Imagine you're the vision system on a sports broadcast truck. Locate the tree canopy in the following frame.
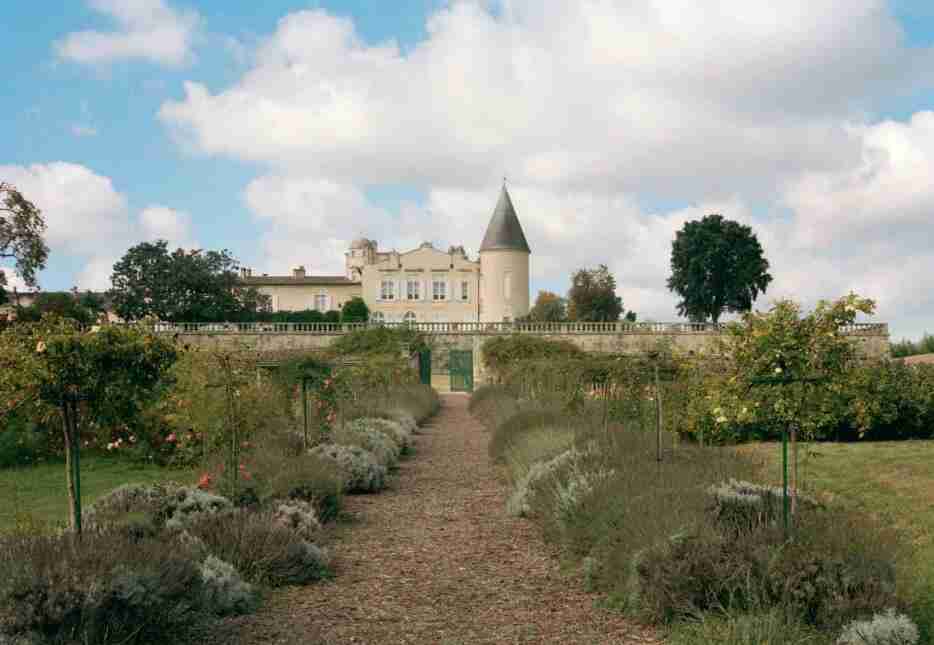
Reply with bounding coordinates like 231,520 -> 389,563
109,241 -> 269,322
567,264 -> 635,322
527,290 -> 567,322
14,291 -> 104,326
667,213 -> 773,324
1,182 -> 50,303
0,316 -> 178,533
341,296 -> 369,323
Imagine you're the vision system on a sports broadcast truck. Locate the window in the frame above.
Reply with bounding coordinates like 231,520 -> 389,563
432,279 -> 447,301
406,279 -> 420,300
461,281 -> 469,301
314,294 -> 328,312
371,311 -> 385,323
503,272 -> 512,301
380,280 -> 395,301
403,311 -> 417,324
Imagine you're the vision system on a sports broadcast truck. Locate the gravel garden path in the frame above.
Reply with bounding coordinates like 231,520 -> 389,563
220,394 -> 658,644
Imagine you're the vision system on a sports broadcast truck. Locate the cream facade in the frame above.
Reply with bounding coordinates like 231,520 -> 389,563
359,242 -> 481,323
241,186 -> 531,323
242,267 -> 362,314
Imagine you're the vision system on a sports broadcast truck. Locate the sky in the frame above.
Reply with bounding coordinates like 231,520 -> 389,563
2,0 -> 934,340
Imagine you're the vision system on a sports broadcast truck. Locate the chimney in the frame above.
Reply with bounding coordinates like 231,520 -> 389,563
292,266 -> 306,279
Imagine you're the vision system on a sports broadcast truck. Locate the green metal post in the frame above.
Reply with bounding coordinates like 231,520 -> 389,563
302,377 -> 309,450
655,362 -> 662,462
782,427 -> 789,538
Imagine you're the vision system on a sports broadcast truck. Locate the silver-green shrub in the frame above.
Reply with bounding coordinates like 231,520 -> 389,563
272,500 -> 321,539
338,420 -> 401,467
384,409 -> 419,435
553,462 -> 616,528
83,482 -> 180,531
707,478 -> 815,532
199,555 -> 258,616
355,417 -> 413,454
837,609 -> 920,645
309,443 -> 387,493
506,448 -> 581,517
163,487 -> 233,530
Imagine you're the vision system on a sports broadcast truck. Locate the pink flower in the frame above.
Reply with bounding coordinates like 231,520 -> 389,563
197,473 -> 212,490
166,433 -> 177,443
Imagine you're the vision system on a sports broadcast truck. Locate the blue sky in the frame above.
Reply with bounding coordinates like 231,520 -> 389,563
3,0 -> 934,339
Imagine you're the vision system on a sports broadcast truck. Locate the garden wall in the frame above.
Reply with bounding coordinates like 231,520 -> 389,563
170,324 -> 890,392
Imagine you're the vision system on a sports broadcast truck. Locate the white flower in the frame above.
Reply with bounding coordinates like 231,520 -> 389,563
35,341 -> 46,354
716,415 -> 728,424
774,367 -> 782,374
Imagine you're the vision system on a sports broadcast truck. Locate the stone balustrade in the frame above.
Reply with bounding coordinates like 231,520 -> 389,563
153,320 -> 889,336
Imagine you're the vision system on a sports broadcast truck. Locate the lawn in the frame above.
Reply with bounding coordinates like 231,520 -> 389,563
741,440 -> 934,553
0,455 -> 194,532
742,439 -> 934,634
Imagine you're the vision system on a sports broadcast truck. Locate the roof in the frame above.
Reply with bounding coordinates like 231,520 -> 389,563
241,275 -> 360,287
480,185 -> 531,253
903,353 -> 934,366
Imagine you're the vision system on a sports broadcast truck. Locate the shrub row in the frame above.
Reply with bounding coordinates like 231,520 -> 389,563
682,360 -> 934,444
475,387 -> 924,644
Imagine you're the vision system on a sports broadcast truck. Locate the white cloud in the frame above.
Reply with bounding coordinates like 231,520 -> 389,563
56,0 -> 200,67
149,2 -> 934,338
0,163 -> 197,292
160,2 -> 933,194
139,204 -> 196,248
0,162 -> 131,254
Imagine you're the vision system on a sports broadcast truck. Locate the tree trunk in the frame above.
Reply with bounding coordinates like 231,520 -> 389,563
61,400 -> 82,536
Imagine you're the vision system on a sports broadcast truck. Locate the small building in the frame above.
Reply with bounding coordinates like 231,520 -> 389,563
242,185 -> 532,323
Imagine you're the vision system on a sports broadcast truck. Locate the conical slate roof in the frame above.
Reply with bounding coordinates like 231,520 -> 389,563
480,186 -> 531,253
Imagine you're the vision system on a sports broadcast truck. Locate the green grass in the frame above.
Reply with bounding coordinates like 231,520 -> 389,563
0,455 -> 194,532
742,440 -> 934,639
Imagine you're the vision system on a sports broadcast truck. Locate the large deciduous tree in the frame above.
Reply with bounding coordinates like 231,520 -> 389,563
109,241 -> 269,322
667,214 -> 773,324
527,290 -> 567,322
0,316 -> 177,534
567,265 -> 635,322
1,182 -> 50,304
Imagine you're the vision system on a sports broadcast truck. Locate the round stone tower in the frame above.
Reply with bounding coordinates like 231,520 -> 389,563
479,186 -> 531,322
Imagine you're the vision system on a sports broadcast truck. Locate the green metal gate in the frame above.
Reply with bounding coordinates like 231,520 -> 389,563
449,350 -> 474,392
418,349 -> 432,386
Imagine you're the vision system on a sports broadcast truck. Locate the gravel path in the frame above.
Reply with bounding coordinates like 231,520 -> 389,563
222,394 -> 658,644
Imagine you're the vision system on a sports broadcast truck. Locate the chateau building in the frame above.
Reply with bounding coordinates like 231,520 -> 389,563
241,186 -> 531,323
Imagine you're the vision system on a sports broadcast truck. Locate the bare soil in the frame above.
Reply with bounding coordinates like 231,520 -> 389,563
216,394 -> 658,644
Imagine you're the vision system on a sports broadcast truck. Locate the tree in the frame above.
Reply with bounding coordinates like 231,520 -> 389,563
714,293 -> 875,516
1,182 -> 50,303
0,316 -> 177,534
15,292 -> 99,326
527,290 -> 567,322
567,265 -> 635,322
109,241 -> 269,322
341,296 -> 369,323
667,213 -> 773,324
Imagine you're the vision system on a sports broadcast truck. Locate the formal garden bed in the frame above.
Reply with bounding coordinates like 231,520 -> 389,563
0,321 -> 439,645
473,294 -> 934,645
